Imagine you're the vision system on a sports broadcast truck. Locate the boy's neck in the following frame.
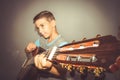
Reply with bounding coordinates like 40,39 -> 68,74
48,32 -> 59,43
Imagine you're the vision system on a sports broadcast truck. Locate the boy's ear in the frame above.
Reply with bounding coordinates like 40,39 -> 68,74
51,20 -> 56,27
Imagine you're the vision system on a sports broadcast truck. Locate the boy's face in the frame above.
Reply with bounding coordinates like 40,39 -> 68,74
34,17 -> 55,39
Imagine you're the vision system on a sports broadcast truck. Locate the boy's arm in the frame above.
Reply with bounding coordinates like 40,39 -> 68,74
34,53 -> 67,77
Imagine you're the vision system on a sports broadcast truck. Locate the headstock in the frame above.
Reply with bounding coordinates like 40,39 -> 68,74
47,35 -> 120,77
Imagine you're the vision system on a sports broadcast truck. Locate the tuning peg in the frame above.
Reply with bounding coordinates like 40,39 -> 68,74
67,64 -> 72,71
82,38 -> 87,41
93,67 -> 104,77
96,34 -> 101,38
79,66 -> 86,74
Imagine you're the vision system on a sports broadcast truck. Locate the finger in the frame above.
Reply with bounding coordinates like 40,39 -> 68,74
34,54 -> 48,70
41,57 -> 47,67
34,55 -> 42,69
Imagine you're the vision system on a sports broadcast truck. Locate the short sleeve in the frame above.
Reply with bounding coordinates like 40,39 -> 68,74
34,39 -> 40,47
58,41 -> 68,47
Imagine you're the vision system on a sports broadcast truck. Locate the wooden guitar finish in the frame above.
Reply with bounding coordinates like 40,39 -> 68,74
47,35 -> 120,77
17,35 -> 120,80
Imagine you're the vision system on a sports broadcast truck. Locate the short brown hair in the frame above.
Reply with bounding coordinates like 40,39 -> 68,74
33,10 -> 55,23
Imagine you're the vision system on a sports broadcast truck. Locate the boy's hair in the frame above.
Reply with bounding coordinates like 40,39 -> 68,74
33,10 -> 55,23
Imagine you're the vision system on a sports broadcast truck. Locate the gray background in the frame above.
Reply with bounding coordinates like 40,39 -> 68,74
0,0 -> 120,80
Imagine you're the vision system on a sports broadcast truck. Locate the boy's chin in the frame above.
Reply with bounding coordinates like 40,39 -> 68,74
44,36 -> 50,39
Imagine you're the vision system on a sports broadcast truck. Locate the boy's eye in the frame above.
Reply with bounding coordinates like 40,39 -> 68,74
40,24 -> 44,27
35,27 -> 39,31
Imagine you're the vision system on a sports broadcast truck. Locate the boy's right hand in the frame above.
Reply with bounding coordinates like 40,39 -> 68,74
25,42 -> 37,53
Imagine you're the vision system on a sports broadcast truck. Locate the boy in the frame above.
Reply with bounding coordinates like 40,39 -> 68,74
25,10 -> 68,80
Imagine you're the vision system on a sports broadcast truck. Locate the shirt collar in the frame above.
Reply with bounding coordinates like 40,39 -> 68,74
46,35 -> 61,47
